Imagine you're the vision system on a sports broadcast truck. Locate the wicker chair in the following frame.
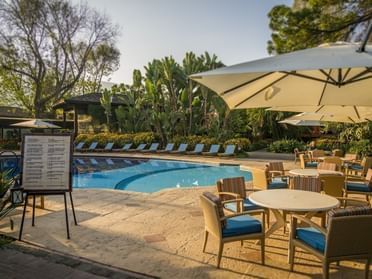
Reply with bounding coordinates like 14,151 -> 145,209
345,168 -> 372,202
323,157 -> 342,171
294,148 -> 306,164
317,162 -> 338,171
250,168 -> 288,190
200,192 -> 265,268
266,161 -> 289,180
299,154 -> 318,169
292,176 -> 322,192
309,150 -> 326,162
346,157 -> 372,176
289,207 -> 372,279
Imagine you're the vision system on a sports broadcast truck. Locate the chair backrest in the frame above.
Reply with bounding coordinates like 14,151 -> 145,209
317,162 -> 337,171
165,143 -> 174,151
75,142 -> 84,149
136,143 -> 146,150
366,169 -> 372,183
149,143 -> 159,150
209,144 -> 220,153
251,168 -> 269,190
122,143 -> 132,150
178,143 -> 188,152
224,145 -> 236,154
332,149 -> 343,157
361,157 -> 372,174
311,149 -> 325,158
344,153 -> 357,161
200,193 -> 223,238
299,154 -> 309,169
267,162 -> 285,174
326,207 -> 372,258
193,144 -> 204,152
321,175 -> 345,197
323,157 -> 342,171
217,176 -> 247,200
105,142 -> 114,150
89,142 -> 98,150
292,176 -> 322,192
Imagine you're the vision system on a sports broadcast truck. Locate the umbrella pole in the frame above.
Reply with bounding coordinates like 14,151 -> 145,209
357,23 -> 372,53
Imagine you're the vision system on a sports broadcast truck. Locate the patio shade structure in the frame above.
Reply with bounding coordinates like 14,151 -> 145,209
190,42 -> 372,109
278,119 -> 324,126
11,119 -> 61,129
268,105 -> 372,121
282,112 -> 368,124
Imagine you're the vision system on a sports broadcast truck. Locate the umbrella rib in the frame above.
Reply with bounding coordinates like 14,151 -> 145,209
344,68 -> 372,84
319,69 -> 338,85
341,68 -> 351,83
344,74 -> 372,85
221,72 -> 273,96
280,71 -> 332,84
317,69 -> 332,106
353,106 -> 361,119
233,73 -> 289,108
315,105 -> 324,113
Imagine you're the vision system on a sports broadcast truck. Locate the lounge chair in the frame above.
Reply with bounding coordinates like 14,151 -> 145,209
81,142 -> 98,152
74,142 -> 85,151
96,142 -> 114,152
170,143 -> 188,154
202,144 -> 220,156
289,207 -> 372,279
113,143 -> 133,152
141,143 -> 159,153
128,143 -> 146,152
186,144 -> 204,155
157,143 -> 175,153
217,145 -> 236,157
200,192 -> 265,268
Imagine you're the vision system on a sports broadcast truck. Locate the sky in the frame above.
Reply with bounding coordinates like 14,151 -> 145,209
75,0 -> 292,84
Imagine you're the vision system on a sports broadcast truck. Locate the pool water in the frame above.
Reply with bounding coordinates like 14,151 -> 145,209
73,157 -> 252,193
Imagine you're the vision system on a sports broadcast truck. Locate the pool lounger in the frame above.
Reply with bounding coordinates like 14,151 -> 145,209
90,158 -> 99,165
75,142 -> 85,151
186,144 -> 204,155
170,143 -> 188,154
128,143 -> 147,152
141,143 -> 160,153
157,143 -> 175,153
202,144 -> 221,156
106,158 -> 115,165
218,144 -> 236,157
96,142 -> 114,152
80,142 -> 98,152
113,143 -> 133,152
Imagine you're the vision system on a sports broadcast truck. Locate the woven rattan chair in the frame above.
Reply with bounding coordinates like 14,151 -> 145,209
200,192 -> 265,268
292,176 -> 322,192
266,162 -> 290,181
289,207 -> 372,279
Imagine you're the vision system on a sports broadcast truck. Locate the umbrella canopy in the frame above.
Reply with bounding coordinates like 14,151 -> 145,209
284,112 -> 368,124
268,105 -> 372,120
11,119 -> 61,129
190,42 -> 372,109
278,119 -> 324,126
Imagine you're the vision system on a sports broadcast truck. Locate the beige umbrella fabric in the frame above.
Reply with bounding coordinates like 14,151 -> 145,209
284,112 -> 368,124
190,42 -> 372,109
278,119 -> 324,126
11,119 -> 61,129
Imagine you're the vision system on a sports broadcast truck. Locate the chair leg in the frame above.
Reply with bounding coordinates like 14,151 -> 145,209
241,240 -> 244,247
289,243 -> 295,271
261,236 -> 265,265
365,258 -> 370,279
323,261 -> 329,279
266,209 -> 270,228
202,231 -> 209,252
283,211 -> 287,234
217,242 -> 224,268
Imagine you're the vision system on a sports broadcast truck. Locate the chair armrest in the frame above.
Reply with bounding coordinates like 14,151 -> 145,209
269,170 -> 283,175
345,175 -> 365,181
220,209 -> 265,221
336,197 -> 370,207
291,214 -> 327,235
221,198 -> 243,205
217,192 -> 241,199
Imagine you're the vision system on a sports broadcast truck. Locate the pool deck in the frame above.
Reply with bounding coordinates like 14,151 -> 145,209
0,153 -> 369,278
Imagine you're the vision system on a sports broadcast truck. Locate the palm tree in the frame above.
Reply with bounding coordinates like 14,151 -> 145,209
100,89 -> 112,131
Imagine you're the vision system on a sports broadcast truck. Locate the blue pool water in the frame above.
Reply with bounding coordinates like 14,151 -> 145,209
73,157 -> 252,193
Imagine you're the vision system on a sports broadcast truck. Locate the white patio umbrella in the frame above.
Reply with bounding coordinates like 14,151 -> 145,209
11,119 -> 61,129
283,112 -> 368,124
278,119 -> 324,126
190,42 -> 372,109
268,105 -> 372,120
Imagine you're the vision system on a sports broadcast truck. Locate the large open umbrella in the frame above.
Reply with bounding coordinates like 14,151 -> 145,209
268,105 -> 372,121
190,42 -> 372,109
283,112 -> 368,124
11,119 -> 61,129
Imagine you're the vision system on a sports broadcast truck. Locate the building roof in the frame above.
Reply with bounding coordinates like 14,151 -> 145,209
0,106 -> 31,118
53,93 -> 126,110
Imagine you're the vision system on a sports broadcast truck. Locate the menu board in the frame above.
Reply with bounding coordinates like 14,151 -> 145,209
21,134 -> 72,192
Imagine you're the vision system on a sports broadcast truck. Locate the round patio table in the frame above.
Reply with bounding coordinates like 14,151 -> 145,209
249,189 -> 339,239
288,168 -> 344,177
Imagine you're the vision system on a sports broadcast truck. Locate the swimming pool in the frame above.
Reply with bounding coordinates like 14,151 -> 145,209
73,157 -> 252,193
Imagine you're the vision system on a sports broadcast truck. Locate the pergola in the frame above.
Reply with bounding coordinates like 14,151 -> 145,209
53,93 -> 125,137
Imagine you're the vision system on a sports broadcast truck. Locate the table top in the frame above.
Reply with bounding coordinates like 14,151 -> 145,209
288,168 -> 344,177
249,189 -> 340,211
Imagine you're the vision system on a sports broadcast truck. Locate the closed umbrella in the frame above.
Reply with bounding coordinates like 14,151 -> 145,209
11,119 -> 61,129
190,42 -> 372,109
283,112 -> 368,124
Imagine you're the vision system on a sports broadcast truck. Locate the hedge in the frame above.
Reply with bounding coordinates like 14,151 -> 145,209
268,139 -> 306,153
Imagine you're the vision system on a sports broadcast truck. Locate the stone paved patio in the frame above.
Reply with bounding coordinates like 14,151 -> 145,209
0,154 -> 370,278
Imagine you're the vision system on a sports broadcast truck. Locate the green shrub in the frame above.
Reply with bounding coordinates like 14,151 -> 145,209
268,139 -> 305,153
348,140 -> 372,156
224,138 -> 250,152
247,140 -> 269,151
314,138 -> 341,151
132,132 -> 159,146
0,140 -> 19,150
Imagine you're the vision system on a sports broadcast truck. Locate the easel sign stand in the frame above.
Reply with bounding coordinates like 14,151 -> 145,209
18,134 -> 78,240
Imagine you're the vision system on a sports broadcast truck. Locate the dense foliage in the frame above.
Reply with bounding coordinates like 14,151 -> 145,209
268,139 -> 306,153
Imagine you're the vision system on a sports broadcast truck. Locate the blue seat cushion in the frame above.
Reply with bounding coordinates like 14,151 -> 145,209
350,165 -> 363,171
224,198 -> 261,212
346,182 -> 372,193
222,215 -> 262,237
305,162 -> 318,168
268,180 -> 288,189
296,227 -> 325,253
